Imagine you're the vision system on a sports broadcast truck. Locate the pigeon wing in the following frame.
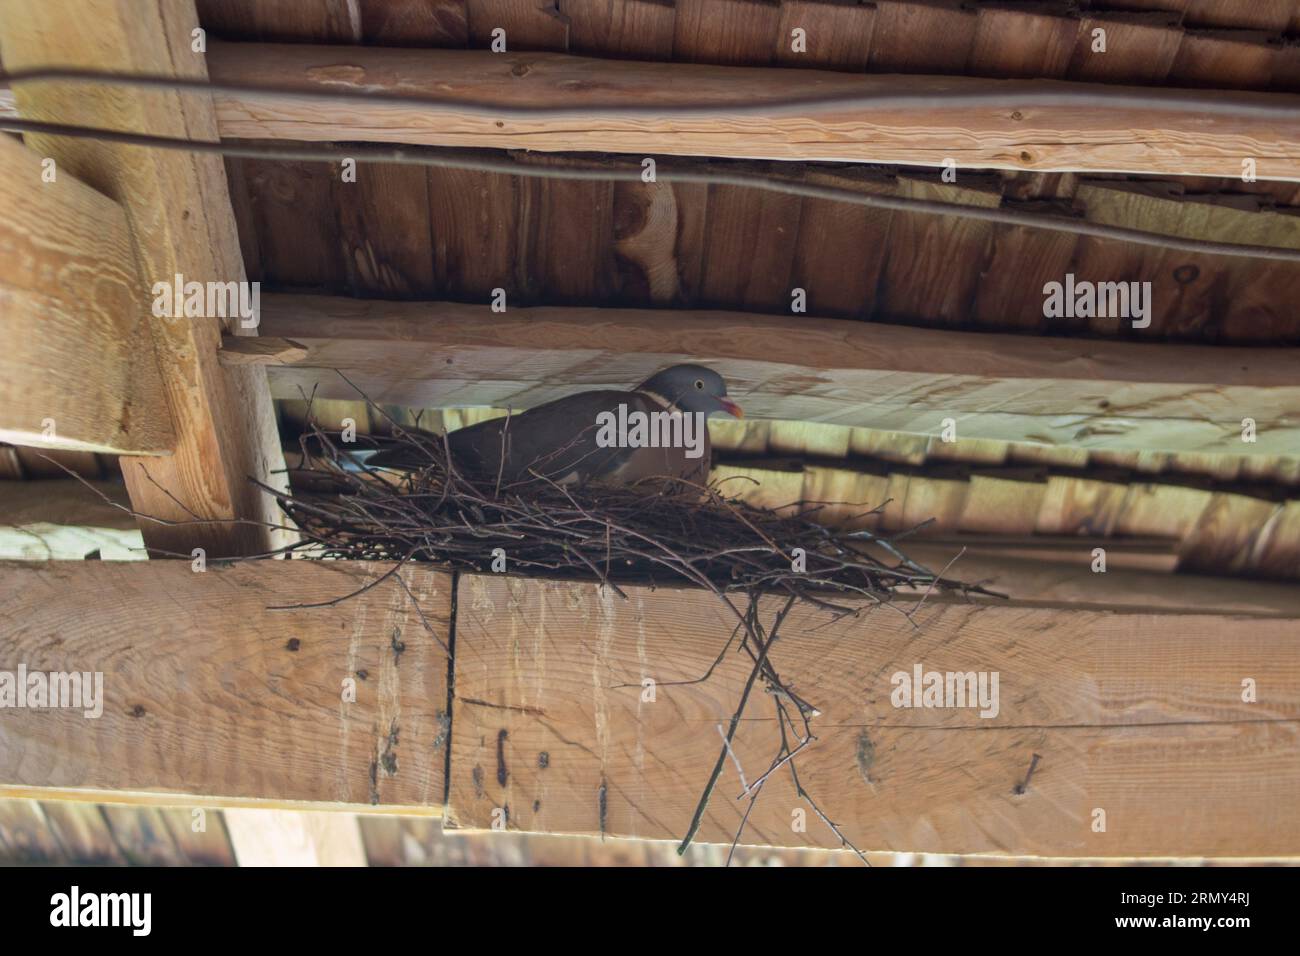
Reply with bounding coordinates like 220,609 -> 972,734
366,390 -> 644,484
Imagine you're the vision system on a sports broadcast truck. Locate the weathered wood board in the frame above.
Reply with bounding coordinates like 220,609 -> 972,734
206,41 -> 1300,180
258,295 -> 1300,457
0,561 -> 451,811
447,574 -> 1300,856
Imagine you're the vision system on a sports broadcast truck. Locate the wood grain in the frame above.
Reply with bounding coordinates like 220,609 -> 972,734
560,0 -> 676,60
0,0 -> 292,559
466,0 -> 570,51
1073,180 -> 1300,343
39,802 -> 127,864
225,146 -> 1300,342
0,561 -> 451,810
447,574 -> 1300,856
897,544 -> 1300,616
219,336 -> 310,366
0,135 -> 174,455
258,294 -> 1300,457
206,40 -> 1300,179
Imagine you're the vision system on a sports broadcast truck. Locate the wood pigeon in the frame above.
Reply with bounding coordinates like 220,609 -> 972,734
364,364 -> 743,490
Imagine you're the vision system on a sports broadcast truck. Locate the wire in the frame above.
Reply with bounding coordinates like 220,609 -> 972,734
5,65 -> 1300,119
7,116 -> 1300,262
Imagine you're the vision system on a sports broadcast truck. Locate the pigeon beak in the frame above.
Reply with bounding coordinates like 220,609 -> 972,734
719,397 -> 744,419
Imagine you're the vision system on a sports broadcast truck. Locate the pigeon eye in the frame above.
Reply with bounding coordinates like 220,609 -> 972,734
694,379 -> 705,390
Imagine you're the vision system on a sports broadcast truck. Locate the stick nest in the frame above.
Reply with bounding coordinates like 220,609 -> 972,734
270,424 -> 987,614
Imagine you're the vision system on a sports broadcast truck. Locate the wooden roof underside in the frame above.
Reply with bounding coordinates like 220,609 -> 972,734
205,0 -> 1300,343
6,0 -> 1300,579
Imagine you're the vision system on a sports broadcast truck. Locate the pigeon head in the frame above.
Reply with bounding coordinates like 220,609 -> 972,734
638,364 -> 743,419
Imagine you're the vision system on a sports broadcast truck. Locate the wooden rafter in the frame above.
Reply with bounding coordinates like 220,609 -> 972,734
0,134 -> 174,455
247,294 -> 1300,457
0,560 -> 451,811
449,574 -> 1300,857
0,0 -> 291,558
3,561 -> 1296,857
202,41 -> 1300,180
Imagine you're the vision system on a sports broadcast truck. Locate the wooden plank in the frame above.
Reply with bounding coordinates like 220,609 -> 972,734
972,201 -> 1079,333
968,3 -> 1079,79
13,448 -> 101,480
868,0 -> 977,73
0,799 -> 67,863
513,154 -> 619,303
610,175 -> 694,305
332,161 -> 436,298
0,561 -> 451,810
0,479 -> 143,561
357,812 -> 880,864
219,336 -> 310,366
898,544 -> 1300,616
96,803 -> 239,865
359,0 -> 470,45
225,156 -> 347,291
157,806 -> 238,864
224,808 -> 368,866
672,0 -> 780,65
195,0 -> 363,42
258,294 -> 1300,457
959,475 -> 1046,534
98,805 -> 189,865
774,0 -> 876,70
1068,13 -> 1183,84
1069,181 -> 1300,342
228,154 -> 1300,344
1179,491 -> 1281,573
1170,29 -> 1279,89
0,135 -> 174,455
465,0 -> 570,51
696,171 -> 803,310
894,474 -> 969,532
560,0 -> 675,60
205,41 -> 1300,179
789,167 -> 893,320
428,166 -> 521,305
39,802 -> 127,864
447,575 -> 1300,856
917,533 -> 1179,573
1034,476 -> 1132,536
876,176 -> 1002,326
1184,0 -> 1295,31
0,446 -> 23,480
0,0 -> 292,559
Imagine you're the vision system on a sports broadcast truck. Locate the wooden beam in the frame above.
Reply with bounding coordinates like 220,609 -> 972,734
204,41 -> 1300,180
0,0 -> 292,559
0,479 -> 143,561
218,335 -> 308,366
0,135 -> 174,455
224,809 -> 368,866
5,560 -> 1298,855
448,574 -> 1300,857
0,561 -> 451,811
257,294 -> 1300,457
895,545 -> 1300,617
